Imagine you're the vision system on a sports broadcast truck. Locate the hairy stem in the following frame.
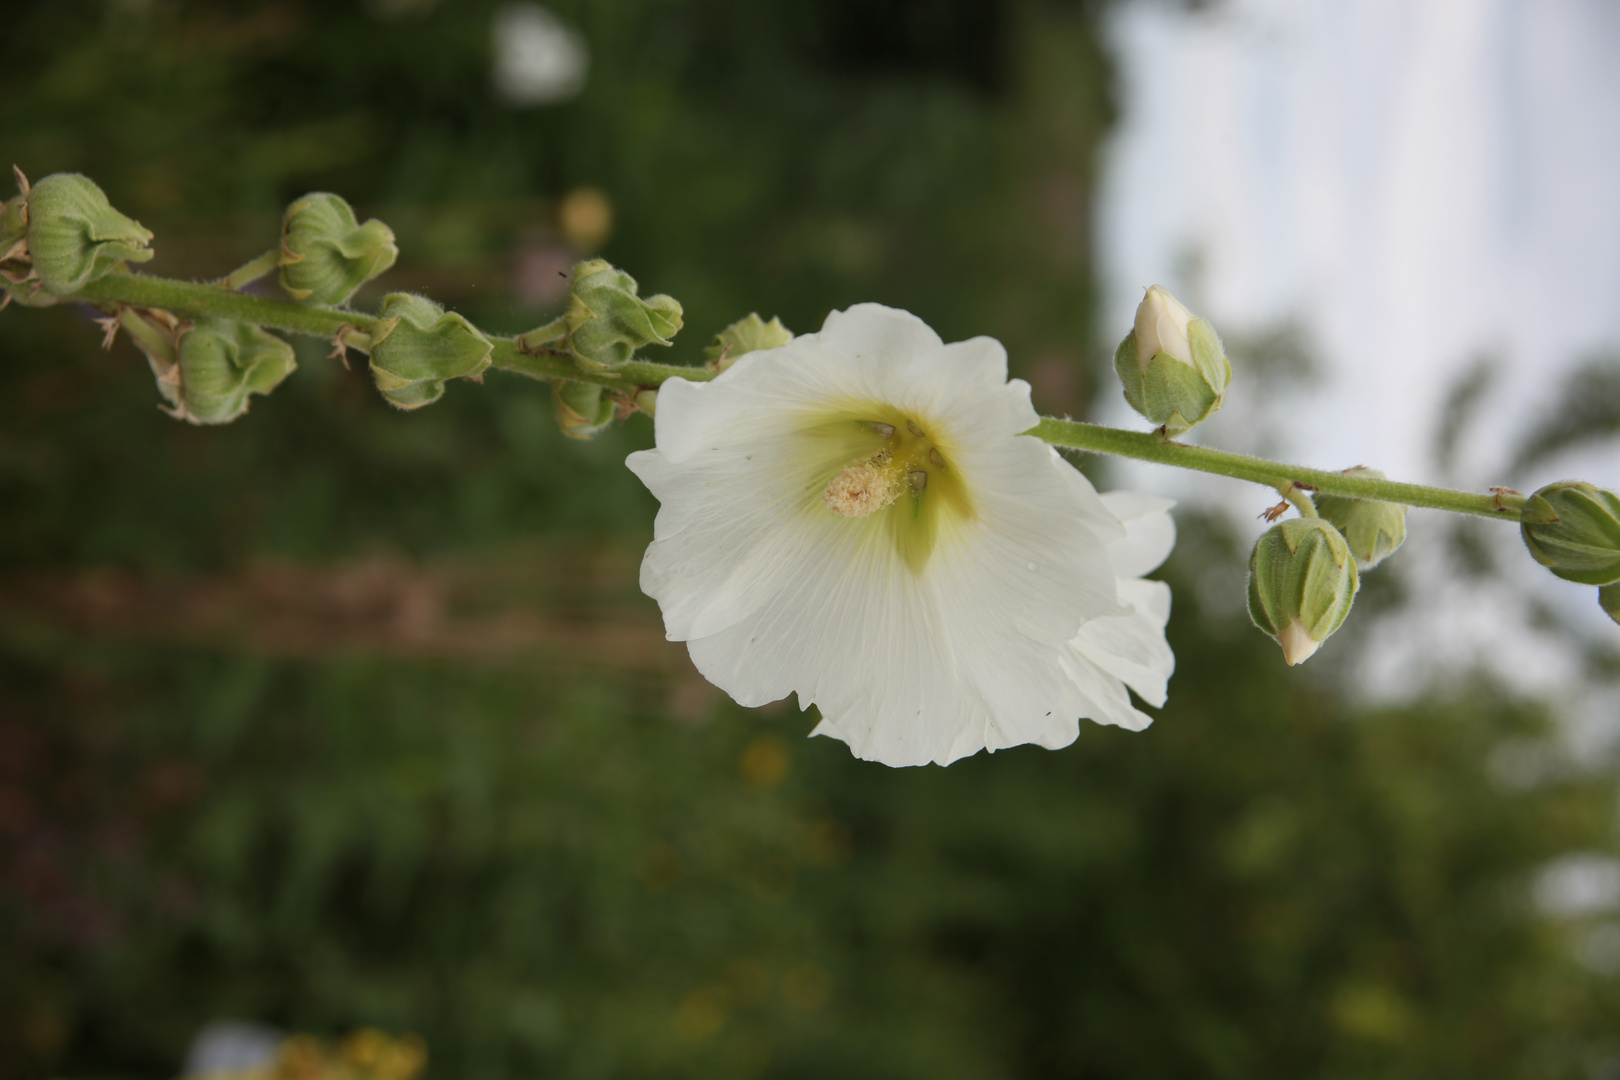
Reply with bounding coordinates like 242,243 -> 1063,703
63,270 -> 1528,520
1032,418 -> 1524,520
1278,483 -> 1319,519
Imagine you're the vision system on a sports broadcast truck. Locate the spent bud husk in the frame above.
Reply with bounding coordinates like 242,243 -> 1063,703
369,293 -> 493,410
564,259 -> 682,371
25,173 -> 154,294
279,193 -> 398,306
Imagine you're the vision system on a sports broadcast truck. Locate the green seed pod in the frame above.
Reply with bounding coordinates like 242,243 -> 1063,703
25,173 -> 154,294
1247,517 -> 1360,666
1314,468 -> 1409,571
279,193 -> 398,306
368,293 -> 493,410
704,313 -> 793,369
553,380 -> 617,441
1519,481 -> 1620,586
564,258 -> 683,371
164,318 -> 297,425
1114,285 -> 1231,436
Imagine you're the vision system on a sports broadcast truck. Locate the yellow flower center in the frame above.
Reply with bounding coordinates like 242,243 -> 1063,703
813,415 -> 974,573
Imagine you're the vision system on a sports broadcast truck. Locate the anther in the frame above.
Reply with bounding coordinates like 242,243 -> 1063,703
928,447 -> 945,469
909,470 -> 928,492
906,420 -> 925,438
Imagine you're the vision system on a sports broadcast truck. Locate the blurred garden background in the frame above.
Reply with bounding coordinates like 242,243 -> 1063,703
5,1 -> 1620,1077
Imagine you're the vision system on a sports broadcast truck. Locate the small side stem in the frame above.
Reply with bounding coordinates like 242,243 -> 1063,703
1032,417 -> 1524,520
117,308 -> 175,361
1278,483 -> 1318,519
216,249 -> 281,291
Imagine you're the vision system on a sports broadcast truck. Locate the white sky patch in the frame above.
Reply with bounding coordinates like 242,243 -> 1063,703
1534,854 -> 1620,919
492,3 -> 588,107
1096,0 -> 1620,701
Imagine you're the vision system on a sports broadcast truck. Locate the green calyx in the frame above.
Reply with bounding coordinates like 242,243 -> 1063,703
564,259 -> 683,371
1114,317 -> 1231,436
279,193 -> 398,306
1520,481 -> 1620,586
25,173 -> 154,294
1315,468 -> 1409,571
553,381 -> 617,441
369,293 -> 493,410
0,193 -> 26,255
1247,517 -> 1360,666
168,318 -> 297,425
1600,584 -> 1620,627
705,313 -> 793,367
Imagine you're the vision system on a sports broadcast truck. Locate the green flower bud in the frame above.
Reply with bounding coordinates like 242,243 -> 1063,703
704,313 -> 793,370
1600,584 -> 1620,627
564,259 -> 683,371
1314,468 -> 1408,571
166,318 -> 297,425
279,192 -> 398,306
1114,285 -> 1231,436
1519,481 -> 1620,586
1247,517 -> 1360,666
553,380 -> 617,441
368,293 -> 493,410
25,173 -> 154,294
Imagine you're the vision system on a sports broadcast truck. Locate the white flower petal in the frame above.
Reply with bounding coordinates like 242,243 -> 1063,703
629,303 -> 1178,767
1069,579 -> 1174,708
1061,649 -> 1158,732
1099,490 -> 1176,578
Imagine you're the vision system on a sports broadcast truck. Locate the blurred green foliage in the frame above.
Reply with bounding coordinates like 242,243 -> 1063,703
3,1 -> 1620,1078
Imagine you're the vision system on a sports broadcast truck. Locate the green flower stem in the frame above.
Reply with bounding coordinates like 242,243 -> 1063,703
71,271 -> 712,392
1033,417 -> 1525,520
63,270 -> 1528,522
116,308 -> 174,361
74,272 -> 377,338
217,249 -> 281,291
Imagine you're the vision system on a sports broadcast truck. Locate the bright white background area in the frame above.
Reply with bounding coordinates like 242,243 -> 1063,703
1095,0 -> 1620,717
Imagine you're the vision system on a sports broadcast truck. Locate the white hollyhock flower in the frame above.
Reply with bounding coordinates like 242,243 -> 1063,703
627,304 -> 1175,766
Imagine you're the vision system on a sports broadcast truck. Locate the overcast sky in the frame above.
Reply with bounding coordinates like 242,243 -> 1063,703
1095,0 -> 1620,704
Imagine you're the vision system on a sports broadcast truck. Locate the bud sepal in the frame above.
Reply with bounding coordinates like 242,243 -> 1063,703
552,380 -> 617,440
564,259 -> 683,371
279,193 -> 398,306
705,313 -> 792,370
368,293 -> 493,410
1519,481 -> 1620,586
1600,584 -> 1620,627
1247,517 -> 1360,665
1314,468 -> 1408,571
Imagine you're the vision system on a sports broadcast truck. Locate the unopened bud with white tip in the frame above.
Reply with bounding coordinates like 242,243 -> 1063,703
1247,517 -> 1359,666
1114,285 -> 1231,436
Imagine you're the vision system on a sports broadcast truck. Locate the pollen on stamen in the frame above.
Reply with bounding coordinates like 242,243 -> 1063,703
824,452 -> 902,518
